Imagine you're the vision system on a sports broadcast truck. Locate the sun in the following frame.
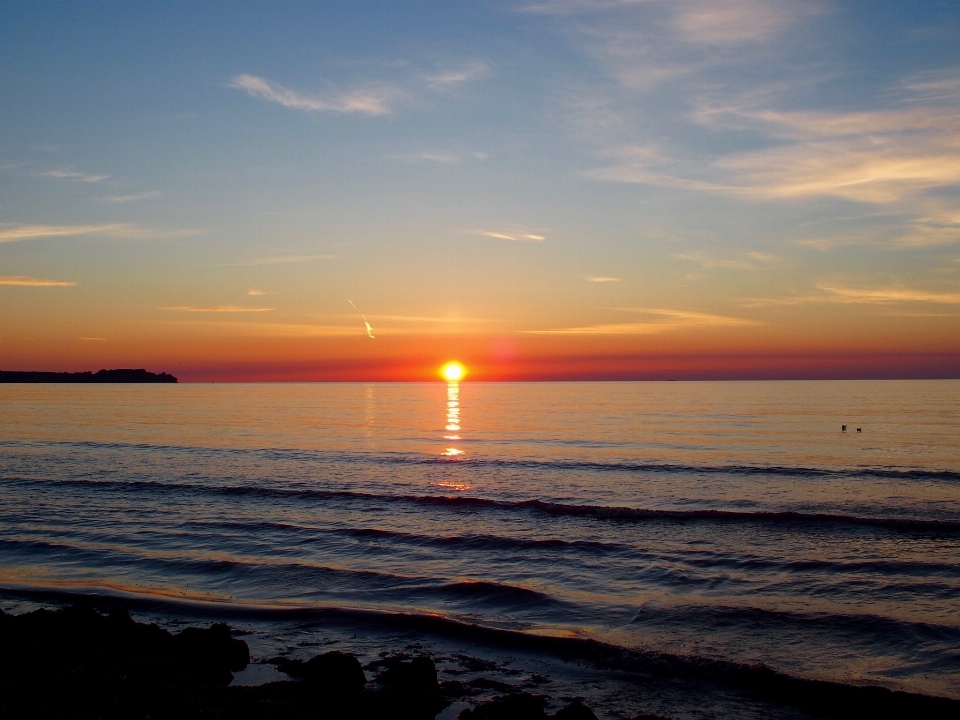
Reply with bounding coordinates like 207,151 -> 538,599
440,361 -> 467,382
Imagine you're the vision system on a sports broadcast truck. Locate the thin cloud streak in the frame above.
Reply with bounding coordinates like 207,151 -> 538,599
673,0 -> 808,45
0,224 -> 201,242
392,152 -> 461,164
39,168 -> 108,182
99,191 -> 161,203
0,224 -> 131,242
587,277 -> 621,282
230,61 -> 487,118
677,251 -> 778,270
470,229 -> 546,242
582,66 -> 960,207
741,285 -> 960,307
424,62 -> 488,90
526,308 -> 759,334
164,320 -> 359,337
244,254 -> 335,265
362,314 -> 490,323
162,305 -> 274,313
229,74 -> 395,116
819,285 -> 960,305
522,0 -> 811,46
0,275 -> 77,287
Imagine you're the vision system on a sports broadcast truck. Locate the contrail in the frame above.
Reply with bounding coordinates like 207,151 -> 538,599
348,299 -> 375,338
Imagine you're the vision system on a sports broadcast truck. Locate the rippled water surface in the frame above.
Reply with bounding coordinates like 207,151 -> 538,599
1,381 -> 958,703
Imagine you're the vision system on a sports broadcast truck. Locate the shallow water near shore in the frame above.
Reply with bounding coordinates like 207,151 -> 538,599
1,380 -> 959,716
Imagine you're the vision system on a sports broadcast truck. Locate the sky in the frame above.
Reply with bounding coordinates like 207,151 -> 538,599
2,0 -> 959,381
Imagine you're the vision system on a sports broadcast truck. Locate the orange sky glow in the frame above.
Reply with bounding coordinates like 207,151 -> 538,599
2,3 -> 959,381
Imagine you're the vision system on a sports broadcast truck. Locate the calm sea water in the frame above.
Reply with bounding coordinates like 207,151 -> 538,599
1,381 -> 959,711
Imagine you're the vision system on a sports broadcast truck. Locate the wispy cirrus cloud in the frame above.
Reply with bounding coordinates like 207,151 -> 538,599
392,152 -> 461,164
818,285 -> 960,305
898,71 -> 960,103
228,74 -> 397,116
469,228 -> 546,242
0,224 -> 201,243
677,250 -> 778,270
424,62 -> 488,91
0,224 -> 132,242
162,305 -> 274,313
796,201 -> 960,249
741,284 -> 960,307
164,320 -> 359,337
230,61 -> 488,118
587,125 -> 960,205
39,168 -> 108,182
99,191 -> 160,203
587,276 -> 621,282
244,254 -> 335,265
523,0 -> 810,45
526,307 -> 758,334
362,314 -> 489,324
894,201 -> 960,246
713,138 -> 960,204
672,0 -> 814,46
0,275 -> 76,287
559,3 -> 960,225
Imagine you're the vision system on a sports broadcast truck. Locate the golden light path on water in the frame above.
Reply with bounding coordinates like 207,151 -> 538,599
442,380 -> 463,457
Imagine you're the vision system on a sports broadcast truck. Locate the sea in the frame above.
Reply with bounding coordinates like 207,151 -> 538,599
1,380 -> 958,718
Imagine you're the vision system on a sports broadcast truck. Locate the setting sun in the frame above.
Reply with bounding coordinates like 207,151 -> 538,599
440,361 -> 466,382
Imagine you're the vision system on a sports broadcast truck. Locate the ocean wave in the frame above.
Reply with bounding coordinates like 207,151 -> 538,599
3,438 -> 959,482
628,600 -> 960,645
3,473 -> 959,536
0,538 -> 574,614
0,476 -> 960,537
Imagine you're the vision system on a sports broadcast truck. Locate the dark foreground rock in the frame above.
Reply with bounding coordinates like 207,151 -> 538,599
272,649 -> 367,696
0,604 -> 601,720
0,602 -> 247,718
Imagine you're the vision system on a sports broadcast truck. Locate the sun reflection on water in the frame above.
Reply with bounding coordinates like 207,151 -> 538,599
442,381 -> 463,457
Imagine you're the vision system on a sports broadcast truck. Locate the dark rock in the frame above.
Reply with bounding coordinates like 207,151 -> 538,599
175,621 -> 250,684
0,603 -> 252,718
374,655 -> 447,718
459,693 -> 549,720
303,650 -> 367,696
377,655 -> 440,695
273,650 -> 367,698
554,699 -> 599,720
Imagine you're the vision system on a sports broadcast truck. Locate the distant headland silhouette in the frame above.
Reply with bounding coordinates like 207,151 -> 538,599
0,368 -> 177,383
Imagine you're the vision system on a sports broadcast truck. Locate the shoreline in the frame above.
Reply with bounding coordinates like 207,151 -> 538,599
0,369 -> 177,383
0,601 -> 603,720
2,590 -> 958,719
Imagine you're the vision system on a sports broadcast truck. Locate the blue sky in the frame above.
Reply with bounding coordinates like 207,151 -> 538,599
2,1 -> 959,379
